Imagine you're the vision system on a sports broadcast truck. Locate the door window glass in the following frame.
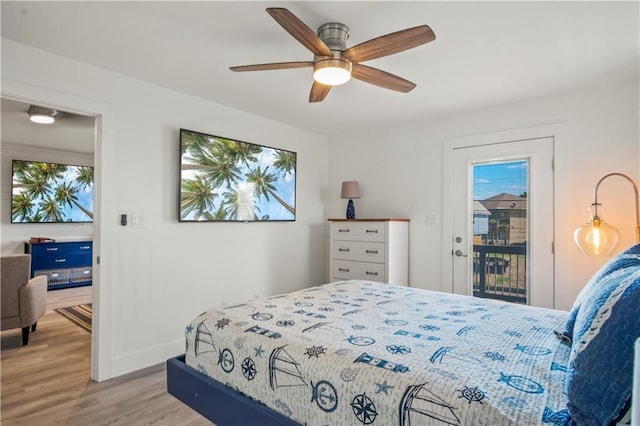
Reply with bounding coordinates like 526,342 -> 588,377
472,161 -> 528,303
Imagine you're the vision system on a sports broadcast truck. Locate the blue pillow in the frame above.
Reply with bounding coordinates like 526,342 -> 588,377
555,306 -> 578,345
557,243 -> 640,344
565,243 -> 640,425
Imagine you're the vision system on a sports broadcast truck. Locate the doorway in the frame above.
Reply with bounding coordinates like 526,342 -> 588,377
444,135 -> 555,308
0,95 -> 100,378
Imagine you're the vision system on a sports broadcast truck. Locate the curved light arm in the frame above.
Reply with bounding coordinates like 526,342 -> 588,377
593,172 -> 640,243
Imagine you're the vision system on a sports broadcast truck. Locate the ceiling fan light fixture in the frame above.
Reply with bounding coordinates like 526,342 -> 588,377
313,58 -> 352,86
27,105 -> 58,124
232,8 -> 435,102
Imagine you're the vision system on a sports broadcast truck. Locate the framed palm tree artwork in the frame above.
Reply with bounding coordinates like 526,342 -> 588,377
11,160 -> 94,223
179,129 -> 296,222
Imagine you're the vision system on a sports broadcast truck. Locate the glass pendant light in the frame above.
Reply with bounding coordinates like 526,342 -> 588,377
574,203 -> 621,256
573,173 -> 639,256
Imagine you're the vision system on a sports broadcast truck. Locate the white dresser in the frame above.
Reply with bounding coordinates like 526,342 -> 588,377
329,219 -> 409,286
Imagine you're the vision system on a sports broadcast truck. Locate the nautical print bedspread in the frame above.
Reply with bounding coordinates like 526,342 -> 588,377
185,280 -> 571,425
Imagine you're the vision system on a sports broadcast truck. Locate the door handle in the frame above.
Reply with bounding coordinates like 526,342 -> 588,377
454,250 -> 468,257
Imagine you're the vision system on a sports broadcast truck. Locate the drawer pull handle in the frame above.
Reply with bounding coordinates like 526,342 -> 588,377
366,229 -> 379,233
338,229 -> 350,233
338,248 -> 350,252
80,246 -> 91,250
338,268 -> 350,272
55,259 -> 67,263
365,250 -> 379,254
366,271 -> 379,276
46,247 -> 58,251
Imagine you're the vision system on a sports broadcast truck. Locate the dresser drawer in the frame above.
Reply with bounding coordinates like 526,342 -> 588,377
31,252 -> 91,270
31,241 -> 92,256
332,260 -> 386,282
331,222 -> 385,242
332,241 -> 385,263
34,269 -> 71,286
30,242 -> 92,269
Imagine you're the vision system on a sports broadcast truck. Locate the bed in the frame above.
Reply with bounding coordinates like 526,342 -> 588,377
168,245 -> 640,426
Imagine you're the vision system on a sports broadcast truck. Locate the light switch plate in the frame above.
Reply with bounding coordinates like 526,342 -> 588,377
131,214 -> 145,228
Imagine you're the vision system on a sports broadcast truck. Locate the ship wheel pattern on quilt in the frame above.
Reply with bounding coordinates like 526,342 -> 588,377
458,386 -> 485,404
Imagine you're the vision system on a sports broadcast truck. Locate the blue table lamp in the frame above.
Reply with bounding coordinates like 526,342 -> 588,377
341,181 -> 361,220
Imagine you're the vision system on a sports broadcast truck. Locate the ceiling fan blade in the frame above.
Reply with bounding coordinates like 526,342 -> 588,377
230,61 -> 313,72
351,63 -> 416,93
266,8 -> 332,57
343,25 -> 435,63
309,81 -> 331,103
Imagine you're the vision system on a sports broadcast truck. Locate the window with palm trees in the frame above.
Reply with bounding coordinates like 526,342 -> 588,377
11,160 -> 94,223
179,129 -> 296,222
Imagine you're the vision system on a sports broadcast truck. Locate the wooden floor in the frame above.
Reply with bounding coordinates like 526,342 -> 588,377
1,286 -> 210,425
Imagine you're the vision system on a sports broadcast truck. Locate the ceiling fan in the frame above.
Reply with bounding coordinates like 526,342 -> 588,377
230,8 -> 436,103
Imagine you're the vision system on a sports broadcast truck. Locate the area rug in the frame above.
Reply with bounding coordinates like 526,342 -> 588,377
55,303 -> 92,333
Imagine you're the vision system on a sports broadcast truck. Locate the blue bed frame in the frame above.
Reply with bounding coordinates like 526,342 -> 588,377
166,354 -> 299,425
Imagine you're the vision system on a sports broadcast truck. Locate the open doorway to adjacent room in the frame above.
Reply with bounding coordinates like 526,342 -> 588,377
1,97 -> 98,395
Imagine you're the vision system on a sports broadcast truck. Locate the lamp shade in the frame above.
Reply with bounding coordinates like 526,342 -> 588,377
573,173 -> 640,256
341,181 -> 360,199
573,204 -> 620,256
574,220 -> 621,256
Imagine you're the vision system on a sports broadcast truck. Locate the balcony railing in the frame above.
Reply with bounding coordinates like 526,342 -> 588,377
473,244 -> 527,304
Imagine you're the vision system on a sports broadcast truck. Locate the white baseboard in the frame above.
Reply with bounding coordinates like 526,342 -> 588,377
110,338 -> 185,379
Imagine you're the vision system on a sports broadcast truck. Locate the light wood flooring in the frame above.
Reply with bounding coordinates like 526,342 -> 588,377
1,286 -> 210,425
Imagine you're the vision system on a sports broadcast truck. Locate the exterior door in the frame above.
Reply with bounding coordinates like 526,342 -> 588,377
449,137 -> 554,308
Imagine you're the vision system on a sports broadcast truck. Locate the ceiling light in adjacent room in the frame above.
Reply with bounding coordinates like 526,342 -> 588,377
27,105 -> 58,124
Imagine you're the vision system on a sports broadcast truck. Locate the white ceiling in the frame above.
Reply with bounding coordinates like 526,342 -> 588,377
1,1 -> 638,143
1,98 -> 96,154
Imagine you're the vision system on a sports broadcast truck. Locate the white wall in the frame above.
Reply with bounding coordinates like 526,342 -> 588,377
4,36 -> 638,380
1,39 -> 330,380
1,144 -> 94,252
328,76 -> 639,311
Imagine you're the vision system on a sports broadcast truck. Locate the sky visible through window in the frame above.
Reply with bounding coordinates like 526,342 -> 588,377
473,160 -> 528,200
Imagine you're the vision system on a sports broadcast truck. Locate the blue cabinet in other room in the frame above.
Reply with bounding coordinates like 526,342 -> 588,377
25,241 -> 93,290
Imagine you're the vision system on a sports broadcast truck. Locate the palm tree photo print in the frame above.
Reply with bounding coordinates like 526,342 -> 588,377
180,129 -> 296,222
11,160 -> 94,223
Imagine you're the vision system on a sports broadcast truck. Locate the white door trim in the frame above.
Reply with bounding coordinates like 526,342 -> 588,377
442,123 -> 566,308
452,138 -> 554,307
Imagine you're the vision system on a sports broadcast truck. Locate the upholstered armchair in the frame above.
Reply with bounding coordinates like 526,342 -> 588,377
1,254 -> 47,345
